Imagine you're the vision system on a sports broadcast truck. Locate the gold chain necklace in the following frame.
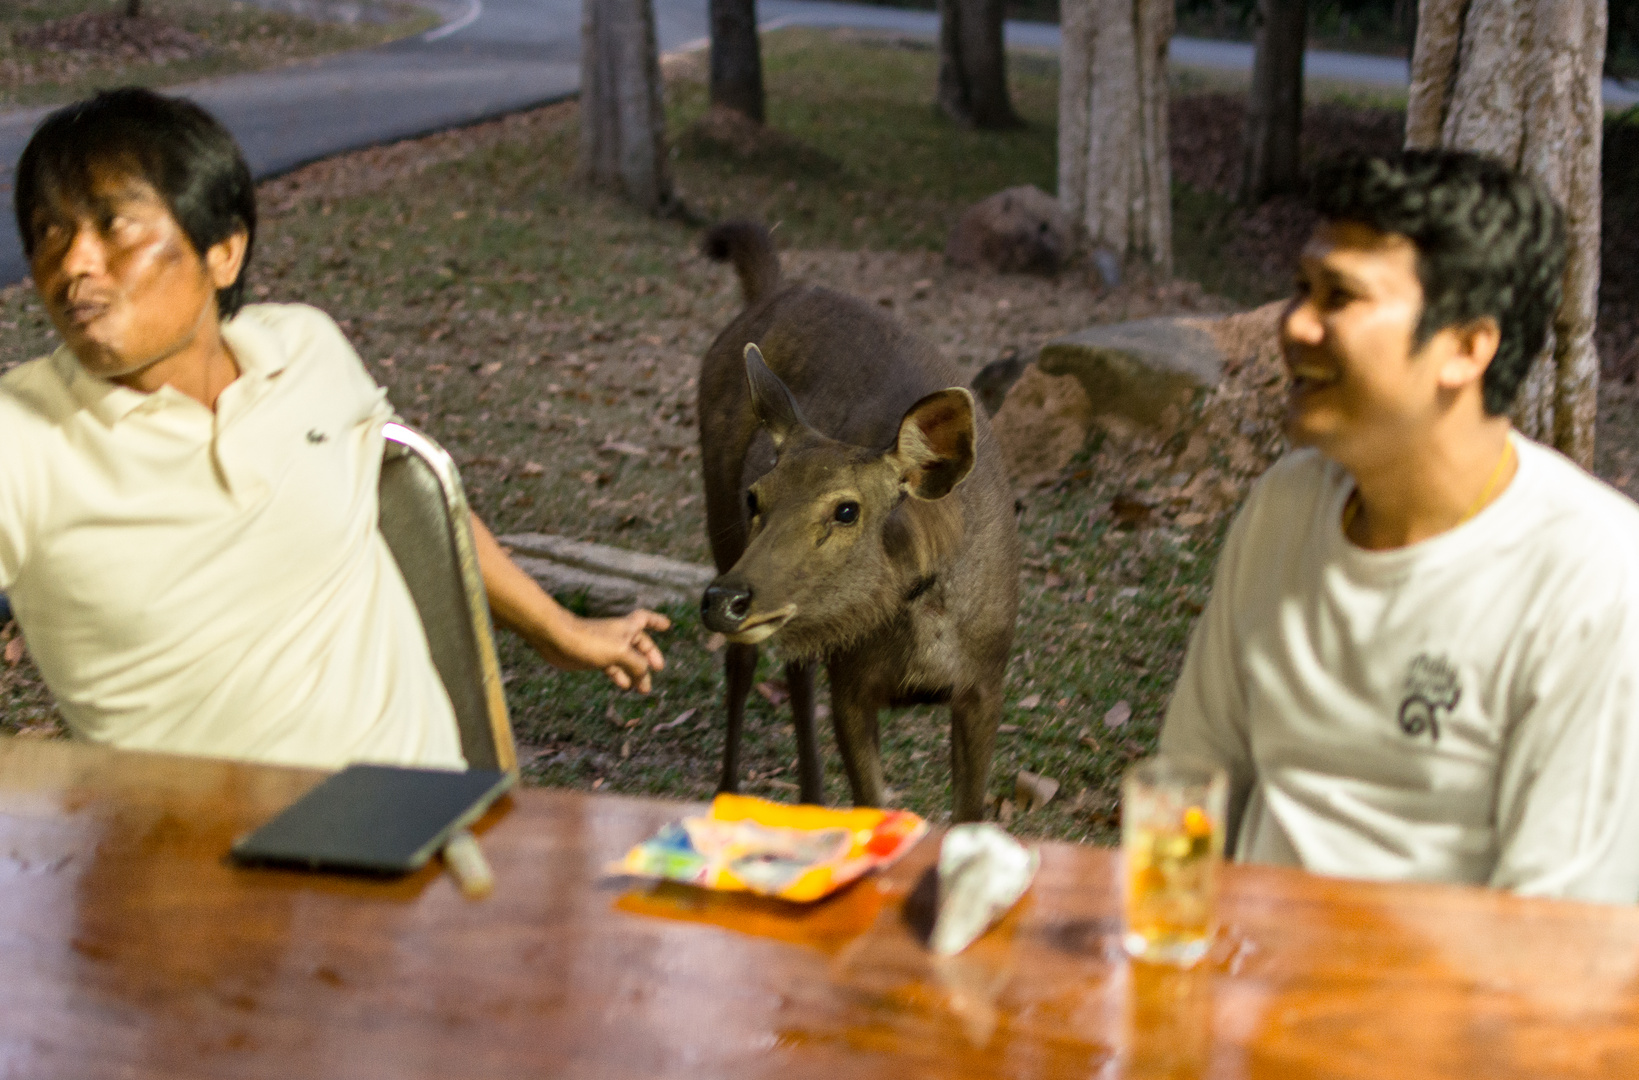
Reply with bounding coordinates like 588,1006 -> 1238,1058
1342,438 -> 1515,537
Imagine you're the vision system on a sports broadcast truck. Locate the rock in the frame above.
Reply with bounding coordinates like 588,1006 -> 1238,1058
1037,316 -> 1224,428
969,349 -> 1030,416
989,305 -> 1283,486
946,185 -> 1072,274
989,364 -> 1094,487
498,533 -> 714,616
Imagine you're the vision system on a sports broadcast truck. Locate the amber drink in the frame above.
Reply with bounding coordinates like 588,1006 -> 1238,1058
1121,757 -> 1228,967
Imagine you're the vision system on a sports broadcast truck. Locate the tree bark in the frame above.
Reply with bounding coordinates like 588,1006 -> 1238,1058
710,0 -> 764,124
1241,0 -> 1307,203
1058,0 -> 1173,275
580,0 -> 675,214
1406,0 -> 1606,467
937,0 -> 1022,129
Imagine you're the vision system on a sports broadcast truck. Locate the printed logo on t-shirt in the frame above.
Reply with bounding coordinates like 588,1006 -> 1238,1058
1398,653 -> 1462,742
306,429 -> 328,444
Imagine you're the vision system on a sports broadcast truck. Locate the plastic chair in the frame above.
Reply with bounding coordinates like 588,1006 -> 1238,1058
378,421 -> 518,775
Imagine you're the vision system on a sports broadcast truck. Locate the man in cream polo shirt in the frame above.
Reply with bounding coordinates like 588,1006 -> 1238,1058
1160,151 -> 1639,903
1,88 -> 670,770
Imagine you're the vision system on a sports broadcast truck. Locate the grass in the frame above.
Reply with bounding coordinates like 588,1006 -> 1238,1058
1,29 -> 1284,844
1,0 -> 438,108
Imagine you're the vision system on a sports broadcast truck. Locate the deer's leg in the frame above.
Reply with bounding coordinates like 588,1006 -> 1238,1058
950,679 -> 1002,823
784,660 -> 822,803
719,643 -> 757,794
827,673 -> 885,808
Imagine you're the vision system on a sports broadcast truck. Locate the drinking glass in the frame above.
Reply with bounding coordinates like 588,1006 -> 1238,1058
1121,756 -> 1228,967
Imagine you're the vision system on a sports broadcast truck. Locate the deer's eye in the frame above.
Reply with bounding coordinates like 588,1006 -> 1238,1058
746,490 -> 760,516
834,501 -> 860,525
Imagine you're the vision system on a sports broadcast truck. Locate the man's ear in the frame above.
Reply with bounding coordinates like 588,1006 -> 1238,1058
889,388 -> 977,500
206,229 -> 249,291
744,343 -> 811,450
1435,316 -> 1502,393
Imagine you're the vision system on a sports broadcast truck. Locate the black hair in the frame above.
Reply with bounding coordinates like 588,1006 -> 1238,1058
1307,150 -> 1566,416
14,87 -> 256,318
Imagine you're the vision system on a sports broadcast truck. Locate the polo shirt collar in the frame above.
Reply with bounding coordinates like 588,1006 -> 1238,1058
51,308 -> 292,428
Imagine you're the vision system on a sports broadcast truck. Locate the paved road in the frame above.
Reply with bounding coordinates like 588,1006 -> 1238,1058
2,0 -> 1635,287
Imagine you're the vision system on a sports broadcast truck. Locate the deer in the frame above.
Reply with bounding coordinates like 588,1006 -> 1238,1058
696,220 -> 1020,823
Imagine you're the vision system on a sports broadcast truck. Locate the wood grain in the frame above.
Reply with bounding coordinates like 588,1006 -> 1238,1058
2,736 -> 1638,1078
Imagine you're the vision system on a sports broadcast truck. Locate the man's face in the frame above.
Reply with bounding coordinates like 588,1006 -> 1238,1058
27,167 -> 225,386
1282,220 -> 1443,467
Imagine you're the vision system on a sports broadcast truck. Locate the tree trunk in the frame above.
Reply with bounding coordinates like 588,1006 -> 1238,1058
937,0 -> 1022,129
1241,0 -> 1307,203
1058,0 -> 1173,275
1406,0 -> 1606,467
710,0 -> 764,124
580,0 -> 675,214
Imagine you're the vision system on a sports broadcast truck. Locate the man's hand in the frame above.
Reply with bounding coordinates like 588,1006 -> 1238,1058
540,608 -> 671,692
468,513 -> 671,692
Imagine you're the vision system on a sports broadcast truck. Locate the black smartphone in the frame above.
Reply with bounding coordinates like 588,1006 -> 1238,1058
230,764 -> 513,875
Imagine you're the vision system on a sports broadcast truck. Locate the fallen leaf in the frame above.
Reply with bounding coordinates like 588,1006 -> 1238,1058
520,461 -> 545,476
997,723 -> 1019,734
756,680 -> 790,707
814,703 -> 831,722
996,798 -> 1016,826
620,739 -> 631,759
598,439 -> 648,457
592,777 -> 604,790
1109,493 -> 1155,529
1015,770 -> 1060,813
1103,701 -> 1132,729
764,778 -> 799,792
1018,693 -> 1042,710
1079,734 -> 1102,751
480,361 -> 504,376
4,636 -> 23,666
1043,573 -> 1064,589
655,708 -> 696,731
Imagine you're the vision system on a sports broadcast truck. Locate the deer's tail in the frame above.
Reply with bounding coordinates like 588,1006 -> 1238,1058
702,220 -> 782,306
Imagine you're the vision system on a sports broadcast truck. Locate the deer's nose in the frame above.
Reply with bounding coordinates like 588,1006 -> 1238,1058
702,583 -> 754,633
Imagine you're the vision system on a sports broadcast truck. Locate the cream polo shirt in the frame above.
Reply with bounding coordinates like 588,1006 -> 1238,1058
1161,438 -> 1639,903
0,303 -> 464,770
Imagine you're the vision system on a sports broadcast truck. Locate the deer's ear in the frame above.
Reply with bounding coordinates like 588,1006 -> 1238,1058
890,388 -> 977,500
744,343 -> 809,449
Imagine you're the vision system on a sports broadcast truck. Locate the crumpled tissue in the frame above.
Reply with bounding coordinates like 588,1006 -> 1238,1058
929,823 -> 1039,955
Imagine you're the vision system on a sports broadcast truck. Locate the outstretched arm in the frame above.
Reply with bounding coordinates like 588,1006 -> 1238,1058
468,513 -> 670,692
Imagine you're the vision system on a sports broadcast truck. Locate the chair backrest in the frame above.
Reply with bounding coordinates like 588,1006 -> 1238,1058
378,422 -> 517,775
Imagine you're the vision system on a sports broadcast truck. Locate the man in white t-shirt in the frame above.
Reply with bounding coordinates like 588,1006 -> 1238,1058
1160,150 -> 1639,903
1,88 -> 670,770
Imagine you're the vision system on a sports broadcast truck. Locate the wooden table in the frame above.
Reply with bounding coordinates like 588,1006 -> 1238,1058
3,737 -> 1638,1079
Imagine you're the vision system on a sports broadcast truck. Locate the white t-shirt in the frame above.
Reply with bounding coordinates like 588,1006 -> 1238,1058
0,303 -> 464,770
1161,437 -> 1639,902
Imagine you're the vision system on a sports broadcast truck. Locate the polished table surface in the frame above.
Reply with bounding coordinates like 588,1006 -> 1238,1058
3,737 -> 1639,1079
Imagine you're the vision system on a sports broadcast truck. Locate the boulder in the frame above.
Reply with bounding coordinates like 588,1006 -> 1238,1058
989,365 -> 1094,487
1037,316 -> 1223,427
498,533 -> 714,616
990,302 -> 1286,485
946,185 -> 1072,274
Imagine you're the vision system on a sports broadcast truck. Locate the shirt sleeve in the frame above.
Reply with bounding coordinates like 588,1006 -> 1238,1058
1490,575 -> 1639,903
1158,490 -> 1258,854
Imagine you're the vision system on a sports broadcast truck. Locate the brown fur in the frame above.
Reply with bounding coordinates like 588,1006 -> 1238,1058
696,220 -> 1021,822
